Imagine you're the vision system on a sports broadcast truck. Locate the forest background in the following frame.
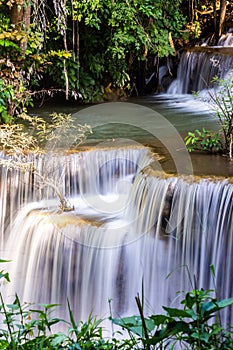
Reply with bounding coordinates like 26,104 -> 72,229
0,0 -> 232,123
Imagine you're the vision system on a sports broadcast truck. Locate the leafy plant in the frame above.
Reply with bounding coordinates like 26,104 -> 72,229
184,128 -> 223,153
209,74 -> 233,158
160,288 -> 233,349
0,261 -> 118,349
0,58 -> 34,123
187,74 -> 233,158
0,79 -> 14,123
0,262 -> 233,349
112,287 -> 233,349
0,0 -> 188,107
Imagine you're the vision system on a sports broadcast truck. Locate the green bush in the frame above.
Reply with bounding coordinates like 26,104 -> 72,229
0,80 -> 13,123
187,74 -> 233,158
113,288 -> 233,349
184,128 -> 223,153
209,75 -> 233,156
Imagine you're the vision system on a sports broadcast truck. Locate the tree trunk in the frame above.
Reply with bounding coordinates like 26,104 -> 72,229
10,4 -> 24,25
213,0 -> 217,34
218,0 -> 227,37
189,0 -> 195,23
10,2 -> 31,53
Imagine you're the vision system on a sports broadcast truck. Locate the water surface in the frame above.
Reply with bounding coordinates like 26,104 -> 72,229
31,94 -> 233,177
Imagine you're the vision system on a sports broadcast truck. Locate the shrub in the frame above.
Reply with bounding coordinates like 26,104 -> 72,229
184,128 -> 223,153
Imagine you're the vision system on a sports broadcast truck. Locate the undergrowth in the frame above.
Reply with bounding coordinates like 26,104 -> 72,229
0,262 -> 233,349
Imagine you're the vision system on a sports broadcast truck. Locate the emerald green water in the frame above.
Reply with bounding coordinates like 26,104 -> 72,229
31,94 -> 233,177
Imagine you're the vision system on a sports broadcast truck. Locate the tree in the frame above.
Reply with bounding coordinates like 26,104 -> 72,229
218,0 -> 227,37
72,0 -> 186,95
183,0 -> 232,42
10,0 -> 31,52
0,0 -> 187,115
209,75 -> 233,158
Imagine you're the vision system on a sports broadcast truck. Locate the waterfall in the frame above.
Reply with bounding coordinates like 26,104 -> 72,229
167,49 -> 233,94
167,33 -> 233,94
0,147 -> 150,246
1,147 -> 233,327
218,32 -> 233,47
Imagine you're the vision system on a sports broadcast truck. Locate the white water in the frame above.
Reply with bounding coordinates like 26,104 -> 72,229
1,147 -> 149,242
167,33 -> 233,94
167,50 -> 233,94
217,32 -> 233,47
2,146 -> 233,327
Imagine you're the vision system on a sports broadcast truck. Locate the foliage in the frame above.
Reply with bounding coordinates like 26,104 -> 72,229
208,74 -> 233,155
0,24 -> 44,123
185,74 -> 233,158
0,0 -> 232,110
0,0 -> 188,113
0,296 -> 118,349
0,59 -> 33,124
0,113 -> 91,154
181,0 -> 233,42
0,122 -> 38,156
0,79 -> 14,123
112,288 -> 233,349
0,262 -> 233,349
27,112 -> 92,150
0,264 -> 127,349
75,0 -> 186,96
184,128 -> 223,153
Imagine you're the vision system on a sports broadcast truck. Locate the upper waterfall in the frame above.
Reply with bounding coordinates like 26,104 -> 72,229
167,48 -> 233,94
167,32 -> 233,94
217,32 -> 233,47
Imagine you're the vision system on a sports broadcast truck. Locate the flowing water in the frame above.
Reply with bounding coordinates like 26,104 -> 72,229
1,41 -> 233,332
167,32 -> 233,94
167,48 -> 233,94
2,147 -> 233,326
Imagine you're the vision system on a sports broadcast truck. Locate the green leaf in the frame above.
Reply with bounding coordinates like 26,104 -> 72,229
163,306 -> 192,318
148,320 -> 190,345
67,298 -> 79,338
191,331 -> 210,342
0,271 -> 10,282
217,298 -> 233,309
201,298 -> 233,318
39,303 -> 60,310
112,315 -> 155,337
183,292 -> 196,309
185,137 -> 192,145
149,314 -> 170,325
51,333 -> 67,346
188,132 -> 195,137
195,129 -> 202,136
6,305 -> 20,312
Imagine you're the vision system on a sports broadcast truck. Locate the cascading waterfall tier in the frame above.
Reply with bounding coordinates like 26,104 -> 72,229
167,33 -> 233,94
0,146 -> 150,246
217,32 -> 233,47
167,48 -> 233,94
1,147 -> 233,327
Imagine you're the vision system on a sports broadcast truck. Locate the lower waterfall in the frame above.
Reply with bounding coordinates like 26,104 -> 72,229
1,146 -> 233,328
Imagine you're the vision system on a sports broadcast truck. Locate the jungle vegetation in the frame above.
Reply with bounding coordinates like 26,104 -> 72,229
0,264 -> 233,349
0,0 -> 232,123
